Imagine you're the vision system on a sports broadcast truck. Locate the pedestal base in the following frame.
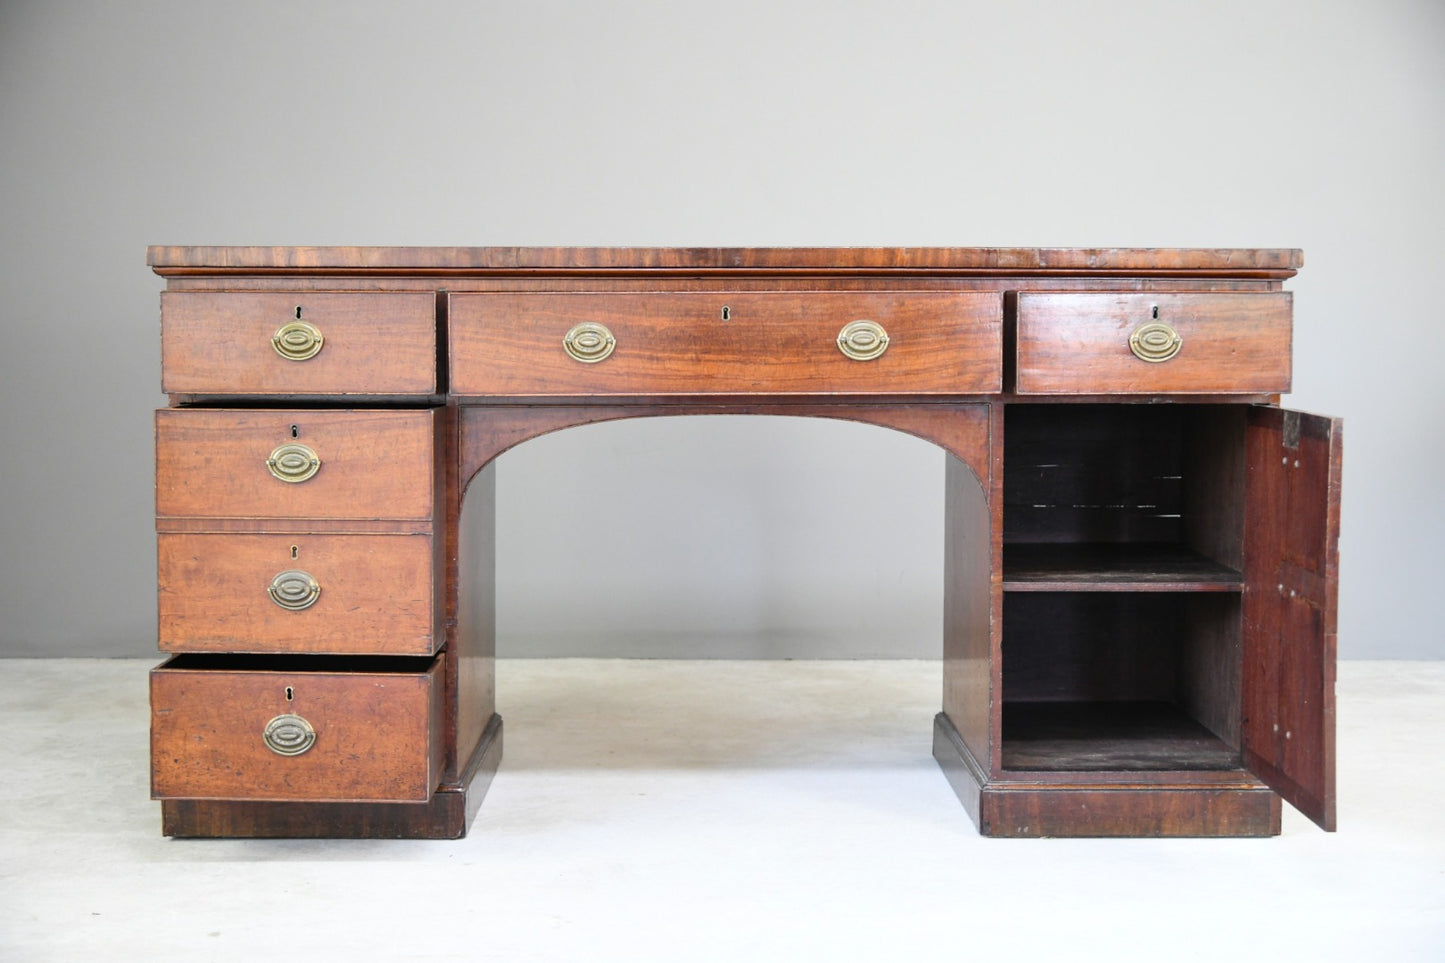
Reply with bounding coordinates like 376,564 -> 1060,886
932,713 -> 1281,838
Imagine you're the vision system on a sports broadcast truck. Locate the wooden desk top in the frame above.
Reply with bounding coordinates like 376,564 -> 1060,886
147,246 -> 1302,278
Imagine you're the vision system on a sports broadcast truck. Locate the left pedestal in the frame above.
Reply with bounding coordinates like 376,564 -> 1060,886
151,279 -> 492,836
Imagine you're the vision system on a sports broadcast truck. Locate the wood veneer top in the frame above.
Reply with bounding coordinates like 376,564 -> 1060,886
147,246 -> 1302,278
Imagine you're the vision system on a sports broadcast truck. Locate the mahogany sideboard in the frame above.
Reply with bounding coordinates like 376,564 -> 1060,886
147,246 -> 1339,838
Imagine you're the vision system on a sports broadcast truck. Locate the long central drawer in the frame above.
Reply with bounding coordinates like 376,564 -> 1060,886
448,291 -> 1002,397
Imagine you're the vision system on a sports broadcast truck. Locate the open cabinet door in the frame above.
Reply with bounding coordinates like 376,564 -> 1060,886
1243,407 -> 1341,830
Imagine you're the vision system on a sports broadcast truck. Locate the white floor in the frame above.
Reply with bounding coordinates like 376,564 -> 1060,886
1,658 -> 1442,962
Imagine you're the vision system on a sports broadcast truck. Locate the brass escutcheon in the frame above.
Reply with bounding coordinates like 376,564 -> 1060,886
266,443 -> 321,483
837,320 -> 890,361
267,569 -> 321,611
272,320 -> 324,361
263,713 -> 316,756
1129,322 -> 1183,363
563,322 -> 616,363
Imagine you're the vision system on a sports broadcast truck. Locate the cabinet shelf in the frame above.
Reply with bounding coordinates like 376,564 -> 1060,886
1002,543 -> 1243,593
1001,701 -> 1241,772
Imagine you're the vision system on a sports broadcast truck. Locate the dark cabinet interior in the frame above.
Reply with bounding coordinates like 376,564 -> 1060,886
1001,404 -> 1248,775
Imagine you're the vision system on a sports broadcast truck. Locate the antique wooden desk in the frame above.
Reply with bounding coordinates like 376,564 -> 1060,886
148,247 -> 1339,838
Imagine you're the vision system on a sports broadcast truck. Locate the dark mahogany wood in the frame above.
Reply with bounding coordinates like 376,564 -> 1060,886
457,403 -> 991,498
160,714 -> 501,839
933,714 -> 1280,838
449,455 -> 497,785
148,246 -> 1337,841
1014,292 -> 1293,395
1242,407 -> 1341,831
1002,543 -> 1242,592
155,409 -> 440,523
151,655 -> 444,803
448,290 -> 1001,397
1001,701 -> 1240,771
157,533 -> 441,655
1003,403 -> 1189,545
942,434 -> 996,773
161,291 -> 437,396
147,246 -> 1303,278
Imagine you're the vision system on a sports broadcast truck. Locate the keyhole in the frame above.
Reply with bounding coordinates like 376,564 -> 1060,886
290,424 -> 299,438
290,545 -> 299,559
721,305 -> 731,321
1151,305 -> 1159,319
285,686 -> 294,701
295,306 -> 303,319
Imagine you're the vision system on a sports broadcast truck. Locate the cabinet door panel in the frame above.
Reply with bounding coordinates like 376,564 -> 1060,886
1243,406 -> 1340,830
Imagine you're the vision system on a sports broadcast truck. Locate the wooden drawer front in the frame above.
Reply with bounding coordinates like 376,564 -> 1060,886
158,534 -> 440,655
151,657 -> 443,802
161,292 -> 437,396
155,409 -> 438,522
1015,293 -> 1291,395
449,291 -> 1002,397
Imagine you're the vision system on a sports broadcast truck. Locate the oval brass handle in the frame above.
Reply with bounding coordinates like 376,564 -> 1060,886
266,443 -> 321,483
268,569 -> 321,611
272,320 -> 324,361
837,320 -> 890,361
563,322 -> 616,363
1129,322 -> 1183,363
263,713 -> 316,756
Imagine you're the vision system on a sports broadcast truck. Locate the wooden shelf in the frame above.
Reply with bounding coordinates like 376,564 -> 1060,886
1002,543 -> 1243,592
1001,701 -> 1242,772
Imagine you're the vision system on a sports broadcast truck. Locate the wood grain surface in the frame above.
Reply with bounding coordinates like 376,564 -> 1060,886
155,408 -> 439,522
148,246 -> 1303,278
1015,292 -> 1292,394
151,657 -> 443,802
1242,407 -> 1341,831
158,533 -> 440,655
449,290 -> 1001,397
161,291 -> 437,396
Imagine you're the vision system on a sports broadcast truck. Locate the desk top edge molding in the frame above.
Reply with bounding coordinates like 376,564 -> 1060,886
147,246 -> 1302,279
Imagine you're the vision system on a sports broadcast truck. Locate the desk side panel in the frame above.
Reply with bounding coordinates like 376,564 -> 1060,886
943,449 -> 994,769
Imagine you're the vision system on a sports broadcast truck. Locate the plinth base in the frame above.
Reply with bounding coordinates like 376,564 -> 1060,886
931,713 -> 1281,838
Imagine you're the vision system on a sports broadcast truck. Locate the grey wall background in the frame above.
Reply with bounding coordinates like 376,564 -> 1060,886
1,0 -> 1441,660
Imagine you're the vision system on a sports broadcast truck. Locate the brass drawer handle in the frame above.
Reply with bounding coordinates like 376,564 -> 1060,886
263,713 -> 316,756
1129,322 -> 1182,363
272,320 -> 324,361
837,320 -> 889,361
563,322 -> 616,363
267,569 -> 321,611
266,443 -> 321,483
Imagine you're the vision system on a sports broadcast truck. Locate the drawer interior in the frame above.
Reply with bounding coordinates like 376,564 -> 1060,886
157,653 -> 438,673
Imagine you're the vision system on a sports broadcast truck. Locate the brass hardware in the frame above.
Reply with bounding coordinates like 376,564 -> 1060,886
272,320 -> 324,361
563,322 -> 616,363
263,713 -> 316,756
267,569 -> 321,611
837,320 -> 890,361
266,443 -> 321,483
1128,322 -> 1182,363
